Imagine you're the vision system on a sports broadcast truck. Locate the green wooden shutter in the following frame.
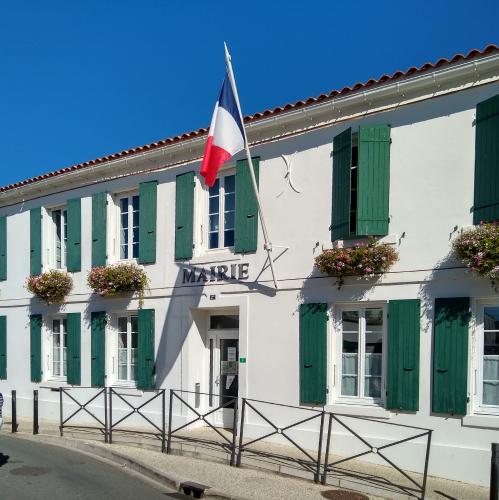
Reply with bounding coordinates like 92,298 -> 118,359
331,128 -> 351,241
67,198 -> 81,272
91,311 -> 106,387
386,299 -> 420,411
139,181 -> 157,264
299,303 -> 328,405
432,297 -> 470,415
30,314 -> 42,382
357,125 -> 390,236
30,208 -> 42,276
92,193 -> 107,267
175,172 -> 195,260
66,312 -> 81,385
0,316 -> 6,379
0,216 -> 6,281
137,309 -> 155,390
473,94 -> 499,224
235,158 -> 259,253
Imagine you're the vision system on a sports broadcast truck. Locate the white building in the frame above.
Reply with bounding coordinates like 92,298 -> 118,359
0,44 -> 498,487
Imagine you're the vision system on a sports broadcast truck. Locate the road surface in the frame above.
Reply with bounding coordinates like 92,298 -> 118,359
0,434 -> 185,499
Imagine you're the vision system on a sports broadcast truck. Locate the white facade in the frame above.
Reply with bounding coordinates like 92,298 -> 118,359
1,50 -> 499,486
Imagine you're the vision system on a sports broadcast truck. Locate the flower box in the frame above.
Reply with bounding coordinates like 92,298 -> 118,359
27,270 -> 73,305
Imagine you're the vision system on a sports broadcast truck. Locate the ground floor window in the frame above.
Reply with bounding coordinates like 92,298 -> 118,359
477,306 -> 499,410
117,314 -> 138,384
51,317 -> 67,379
336,307 -> 385,403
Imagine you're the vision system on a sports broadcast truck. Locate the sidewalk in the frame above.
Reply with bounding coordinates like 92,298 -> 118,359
0,418 -> 489,500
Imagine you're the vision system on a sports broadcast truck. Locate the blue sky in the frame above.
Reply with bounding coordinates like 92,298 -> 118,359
1,0 -> 498,186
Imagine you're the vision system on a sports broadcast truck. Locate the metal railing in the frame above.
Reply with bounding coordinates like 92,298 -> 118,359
322,413 -> 432,499
108,388 -> 166,452
58,387 -> 108,442
167,389 -> 239,465
237,398 -> 325,483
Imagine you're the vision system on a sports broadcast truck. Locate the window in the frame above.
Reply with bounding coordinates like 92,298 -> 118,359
50,318 -> 67,379
116,315 -> 138,383
48,207 -> 68,269
476,306 -> 499,411
208,173 -> 235,250
119,194 -> 139,260
337,307 -> 384,403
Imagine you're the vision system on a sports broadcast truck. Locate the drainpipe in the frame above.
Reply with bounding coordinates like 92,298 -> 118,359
491,443 -> 499,500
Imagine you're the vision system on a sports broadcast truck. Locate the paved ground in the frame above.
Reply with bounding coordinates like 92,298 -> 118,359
0,434 -> 185,500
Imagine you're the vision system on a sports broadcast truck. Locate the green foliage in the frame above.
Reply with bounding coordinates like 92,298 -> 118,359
452,222 -> 499,287
27,270 -> 73,304
315,239 -> 399,289
87,263 -> 149,306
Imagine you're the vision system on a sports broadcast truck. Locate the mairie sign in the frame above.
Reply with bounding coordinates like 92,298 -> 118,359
182,263 -> 249,284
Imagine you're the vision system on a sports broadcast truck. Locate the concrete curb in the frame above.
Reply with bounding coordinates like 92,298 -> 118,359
8,432 -> 243,500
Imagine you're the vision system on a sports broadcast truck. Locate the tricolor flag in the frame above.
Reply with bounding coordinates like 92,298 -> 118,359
200,73 -> 245,187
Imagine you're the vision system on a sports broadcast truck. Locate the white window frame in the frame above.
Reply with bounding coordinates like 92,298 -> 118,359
43,315 -> 67,382
471,302 -> 499,416
43,205 -> 68,270
197,168 -> 236,254
111,190 -> 139,263
107,312 -> 138,388
332,304 -> 387,407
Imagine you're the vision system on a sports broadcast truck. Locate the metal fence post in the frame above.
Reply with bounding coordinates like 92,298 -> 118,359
11,390 -> 18,433
161,390 -> 166,453
491,443 -> 499,500
104,387 -> 108,444
108,388 -> 113,444
33,390 -> 39,435
236,398 -> 246,467
59,388 -> 63,437
321,413 -> 333,485
315,411 -> 325,483
229,398 -> 238,466
166,389 -> 173,454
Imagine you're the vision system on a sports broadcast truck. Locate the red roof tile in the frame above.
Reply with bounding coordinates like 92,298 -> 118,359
1,44 -> 498,194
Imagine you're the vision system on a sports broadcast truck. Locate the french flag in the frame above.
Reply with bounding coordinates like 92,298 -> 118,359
200,73 -> 245,187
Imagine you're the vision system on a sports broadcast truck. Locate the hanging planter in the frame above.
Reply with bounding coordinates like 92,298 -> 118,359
27,270 -> 73,305
87,263 -> 149,306
315,239 -> 399,289
452,222 -> 499,288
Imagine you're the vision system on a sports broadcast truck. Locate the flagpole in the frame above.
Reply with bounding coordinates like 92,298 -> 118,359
224,42 -> 279,290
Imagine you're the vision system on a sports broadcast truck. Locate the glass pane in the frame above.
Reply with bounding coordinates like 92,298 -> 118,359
118,332 -> 127,348
224,193 -> 235,212
118,365 -> 127,381
131,316 -> 138,333
364,376 -> 382,398
121,213 -> 129,228
53,319 -> 60,333
224,230 -> 235,248
53,334 -> 60,349
209,214 -> 219,232
483,356 -> 499,381
209,232 -> 219,250
209,315 -> 239,329
132,242 -> 139,259
63,348 -> 67,376
224,175 -> 235,193
209,196 -> 219,214
118,317 -> 127,333
209,178 -> 220,196
132,228 -> 139,245
342,311 -> 358,332
131,331 -> 138,349
120,198 -> 128,213
224,211 -> 235,230
132,195 -> 140,212
484,307 -> 499,330
485,331 -> 499,355
118,348 -> 127,364
366,309 -> 383,332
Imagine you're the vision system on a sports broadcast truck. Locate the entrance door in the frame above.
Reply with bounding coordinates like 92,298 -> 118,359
207,314 -> 239,428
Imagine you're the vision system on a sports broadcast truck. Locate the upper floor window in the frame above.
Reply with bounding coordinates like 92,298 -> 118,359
50,317 -> 67,379
49,207 -> 68,269
337,307 -> 385,403
119,194 -> 139,260
476,306 -> 499,411
208,173 -> 235,250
